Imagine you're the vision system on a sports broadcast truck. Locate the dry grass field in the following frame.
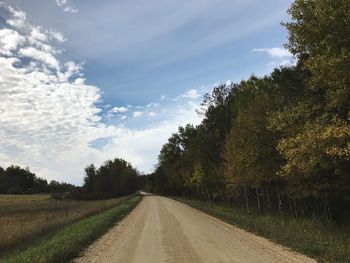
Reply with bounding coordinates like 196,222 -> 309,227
0,194 -> 127,255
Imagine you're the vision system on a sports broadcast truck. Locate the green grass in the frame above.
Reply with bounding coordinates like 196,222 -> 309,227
175,197 -> 350,263
1,195 -> 142,263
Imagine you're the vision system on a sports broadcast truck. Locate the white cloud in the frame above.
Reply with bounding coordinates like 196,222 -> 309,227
30,27 -> 48,42
56,0 -> 78,13
0,4 -> 110,183
267,59 -> 296,69
0,54 -> 112,183
49,30 -> 66,43
110,106 -> 128,113
225,80 -> 232,86
5,5 -> 26,29
0,3 -> 204,185
148,112 -> 156,117
146,102 -> 159,108
252,47 -> 292,58
181,89 -> 201,100
58,61 -> 82,82
19,47 -> 60,69
252,47 -> 296,70
133,111 -> 143,118
0,29 -> 25,56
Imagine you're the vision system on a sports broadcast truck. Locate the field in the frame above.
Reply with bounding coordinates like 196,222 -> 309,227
1,195 -> 142,263
0,194 -> 129,255
176,198 -> 350,263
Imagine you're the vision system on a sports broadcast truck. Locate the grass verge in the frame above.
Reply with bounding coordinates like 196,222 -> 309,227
175,197 -> 350,263
1,195 -> 142,263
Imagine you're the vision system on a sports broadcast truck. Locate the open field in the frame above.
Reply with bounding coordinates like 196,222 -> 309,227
0,194 -> 129,255
176,198 -> 350,263
1,195 -> 142,263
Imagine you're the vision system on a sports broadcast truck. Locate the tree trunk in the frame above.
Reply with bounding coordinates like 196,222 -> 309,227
244,184 -> 250,214
325,198 -> 332,222
206,187 -> 212,206
313,198 -> 319,218
261,188 -> 265,212
277,187 -> 283,216
301,201 -> 305,217
256,188 -> 261,214
266,188 -> 271,211
293,199 -> 298,218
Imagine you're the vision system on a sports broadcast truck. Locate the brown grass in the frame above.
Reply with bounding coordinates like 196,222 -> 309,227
0,194 -> 127,255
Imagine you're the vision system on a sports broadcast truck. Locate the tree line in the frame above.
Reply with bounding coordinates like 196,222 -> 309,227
0,158 -> 141,200
147,0 -> 350,222
73,158 -> 140,200
0,165 -> 76,194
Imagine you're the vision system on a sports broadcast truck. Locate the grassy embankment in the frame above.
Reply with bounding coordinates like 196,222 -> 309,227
176,197 -> 350,263
0,194 -> 142,262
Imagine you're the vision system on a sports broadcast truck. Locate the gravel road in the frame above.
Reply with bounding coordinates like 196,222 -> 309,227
74,195 -> 316,263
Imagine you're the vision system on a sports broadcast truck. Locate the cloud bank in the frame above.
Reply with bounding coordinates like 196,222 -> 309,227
0,3 -> 203,184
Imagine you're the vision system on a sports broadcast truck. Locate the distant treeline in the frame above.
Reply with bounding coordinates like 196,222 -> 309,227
0,158 -> 142,200
72,158 -> 140,200
146,0 -> 350,222
0,165 -> 76,194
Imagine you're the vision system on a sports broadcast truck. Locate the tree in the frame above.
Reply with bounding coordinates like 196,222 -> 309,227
268,0 -> 350,199
0,165 -> 49,194
285,0 -> 350,113
83,164 -> 97,192
80,158 -> 139,199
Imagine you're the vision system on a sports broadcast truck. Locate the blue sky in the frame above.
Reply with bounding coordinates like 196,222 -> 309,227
0,0 -> 294,184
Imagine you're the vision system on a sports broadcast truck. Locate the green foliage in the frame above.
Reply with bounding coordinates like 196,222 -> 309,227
79,158 -> 139,199
268,0 -> 350,199
224,76 -> 280,192
0,165 -> 77,195
286,0 -> 350,111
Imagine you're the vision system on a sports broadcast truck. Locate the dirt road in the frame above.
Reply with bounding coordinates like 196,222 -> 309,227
74,195 -> 316,263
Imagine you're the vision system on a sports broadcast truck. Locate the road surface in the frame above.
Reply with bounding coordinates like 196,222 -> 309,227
74,195 -> 316,263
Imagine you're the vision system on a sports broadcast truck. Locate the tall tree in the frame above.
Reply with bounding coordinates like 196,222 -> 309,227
268,0 -> 350,199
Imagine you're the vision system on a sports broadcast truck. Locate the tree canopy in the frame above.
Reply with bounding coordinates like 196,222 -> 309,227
79,158 -> 139,199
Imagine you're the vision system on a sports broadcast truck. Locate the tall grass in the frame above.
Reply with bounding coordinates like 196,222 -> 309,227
0,194 -> 128,254
176,197 -> 350,263
1,195 -> 142,263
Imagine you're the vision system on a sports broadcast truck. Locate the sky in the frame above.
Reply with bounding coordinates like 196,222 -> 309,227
0,0 -> 294,185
